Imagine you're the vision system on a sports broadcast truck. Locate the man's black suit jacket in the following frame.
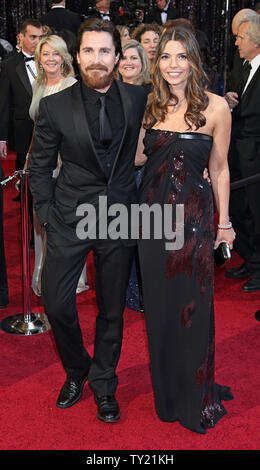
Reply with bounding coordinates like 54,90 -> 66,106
0,52 -> 34,154
225,49 -> 244,94
41,7 -> 81,35
229,64 -> 260,176
29,80 -> 147,243
146,4 -> 180,25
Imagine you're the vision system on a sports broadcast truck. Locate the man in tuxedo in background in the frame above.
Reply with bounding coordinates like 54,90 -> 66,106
29,18 -> 147,422
88,0 -> 119,24
225,8 -> 257,105
146,0 -> 179,25
0,19 -> 42,174
225,16 -> 260,292
41,1 -> 81,35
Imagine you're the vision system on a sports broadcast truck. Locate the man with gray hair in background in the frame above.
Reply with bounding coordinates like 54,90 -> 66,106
225,15 -> 260,294
225,8 -> 258,107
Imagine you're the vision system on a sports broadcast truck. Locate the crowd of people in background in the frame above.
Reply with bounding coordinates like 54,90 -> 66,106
0,0 -> 260,431
0,0 -> 222,311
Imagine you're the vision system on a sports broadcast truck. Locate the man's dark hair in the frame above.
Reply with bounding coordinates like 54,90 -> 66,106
76,18 -> 122,57
132,23 -> 162,43
20,18 -> 42,34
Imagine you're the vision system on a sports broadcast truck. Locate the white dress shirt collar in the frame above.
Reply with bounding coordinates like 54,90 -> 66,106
160,2 -> 169,24
243,52 -> 260,94
249,52 -> 260,72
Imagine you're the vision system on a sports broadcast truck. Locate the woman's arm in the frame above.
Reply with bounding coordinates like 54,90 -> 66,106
208,96 -> 236,249
134,126 -> 147,167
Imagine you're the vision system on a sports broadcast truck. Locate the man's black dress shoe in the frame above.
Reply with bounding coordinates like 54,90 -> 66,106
56,374 -> 88,409
226,263 -> 250,279
242,278 -> 260,292
94,395 -> 120,423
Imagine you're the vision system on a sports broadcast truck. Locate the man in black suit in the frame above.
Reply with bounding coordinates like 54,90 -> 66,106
41,0 -> 81,35
0,19 -> 43,171
146,0 -> 179,26
29,18 -> 147,422
225,8 -> 257,102
88,0 -> 120,24
225,16 -> 260,292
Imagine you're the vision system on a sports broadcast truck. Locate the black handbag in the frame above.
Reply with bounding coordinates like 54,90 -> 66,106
214,242 -> 231,267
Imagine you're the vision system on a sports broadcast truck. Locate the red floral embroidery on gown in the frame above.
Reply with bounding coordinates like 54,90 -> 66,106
138,130 -> 233,434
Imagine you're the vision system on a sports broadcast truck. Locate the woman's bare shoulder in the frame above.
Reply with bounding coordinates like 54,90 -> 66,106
206,91 -> 230,113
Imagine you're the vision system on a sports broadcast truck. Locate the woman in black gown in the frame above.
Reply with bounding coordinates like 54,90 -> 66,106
138,24 -> 235,433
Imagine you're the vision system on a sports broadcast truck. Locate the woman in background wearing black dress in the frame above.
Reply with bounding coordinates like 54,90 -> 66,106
138,24 -> 235,433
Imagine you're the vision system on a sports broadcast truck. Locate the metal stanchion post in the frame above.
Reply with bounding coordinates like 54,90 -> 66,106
1,170 -> 51,335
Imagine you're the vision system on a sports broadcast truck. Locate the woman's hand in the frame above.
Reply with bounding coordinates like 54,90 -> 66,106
0,142 -> 7,159
214,227 -> 236,250
224,91 -> 239,109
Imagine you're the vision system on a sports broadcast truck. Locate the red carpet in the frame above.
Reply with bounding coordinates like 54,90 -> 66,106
0,154 -> 260,451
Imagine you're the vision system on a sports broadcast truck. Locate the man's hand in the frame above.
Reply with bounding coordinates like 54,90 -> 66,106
224,91 -> 239,109
135,153 -> 147,167
0,142 -> 7,159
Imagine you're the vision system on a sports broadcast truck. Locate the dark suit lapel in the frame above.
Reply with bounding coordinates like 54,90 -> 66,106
71,80 -> 133,180
156,10 -> 163,25
241,64 -> 260,105
108,80 -> 132,183
71,82 -> 104,175
16,54 -> 32,97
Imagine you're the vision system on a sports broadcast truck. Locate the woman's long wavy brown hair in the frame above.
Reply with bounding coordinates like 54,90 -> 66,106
143,25 -> 209,130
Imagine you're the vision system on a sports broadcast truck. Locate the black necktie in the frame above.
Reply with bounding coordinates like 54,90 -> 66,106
239,61 -> 251,96
99,95 -> 112,146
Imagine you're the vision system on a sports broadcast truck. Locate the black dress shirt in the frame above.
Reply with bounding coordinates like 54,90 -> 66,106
81,79 -> 125,179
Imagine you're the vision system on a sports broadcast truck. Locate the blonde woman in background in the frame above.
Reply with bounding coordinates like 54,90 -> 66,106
26,35 -> 89,296
117,38 -> 152,93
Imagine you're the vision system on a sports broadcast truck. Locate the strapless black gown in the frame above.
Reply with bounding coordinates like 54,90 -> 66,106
138,130 -> 233,434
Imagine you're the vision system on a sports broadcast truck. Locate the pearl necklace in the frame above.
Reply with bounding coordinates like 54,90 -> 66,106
169,97 -> 186,113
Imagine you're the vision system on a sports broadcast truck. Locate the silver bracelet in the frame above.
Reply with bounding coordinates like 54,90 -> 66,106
218,222 -> 232,230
